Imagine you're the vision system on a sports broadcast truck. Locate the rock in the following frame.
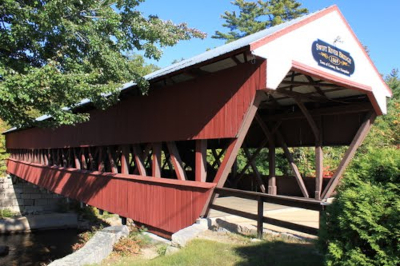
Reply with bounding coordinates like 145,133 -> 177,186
0,245 -> 9,256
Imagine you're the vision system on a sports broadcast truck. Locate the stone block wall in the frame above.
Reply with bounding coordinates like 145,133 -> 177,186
0,175 -> 64,215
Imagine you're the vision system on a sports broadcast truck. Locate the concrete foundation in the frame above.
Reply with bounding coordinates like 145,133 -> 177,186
0,175 -> 63,215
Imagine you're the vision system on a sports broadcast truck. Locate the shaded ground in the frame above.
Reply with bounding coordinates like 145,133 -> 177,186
98,229 -> 324,266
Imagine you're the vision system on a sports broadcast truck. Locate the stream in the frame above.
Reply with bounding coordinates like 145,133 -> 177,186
0,229 -> 81,266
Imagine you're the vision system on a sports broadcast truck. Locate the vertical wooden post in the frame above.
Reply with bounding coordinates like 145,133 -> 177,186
257,196 -> 264,239
152,143 -> 162,178
322,111 -> 376,199
195,140 -> 207,182
315,140 -> 323,200
268,140 -> 277,195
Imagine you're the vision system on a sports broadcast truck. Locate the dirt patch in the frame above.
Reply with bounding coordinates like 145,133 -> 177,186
196,229 -> 254,245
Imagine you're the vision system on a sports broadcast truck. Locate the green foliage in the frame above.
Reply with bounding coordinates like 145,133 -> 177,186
0,0 -> 205,128
0,120 -> 9,175
363,69 -> 400,148
213,0 -> 308,43
0,208 -> 16,218
319,148 -> 400,266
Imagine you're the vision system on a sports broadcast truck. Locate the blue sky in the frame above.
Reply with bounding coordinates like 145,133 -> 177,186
138,0 -> 399,77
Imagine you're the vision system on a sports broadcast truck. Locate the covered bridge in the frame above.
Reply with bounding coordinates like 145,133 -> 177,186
5,6 -> 391,238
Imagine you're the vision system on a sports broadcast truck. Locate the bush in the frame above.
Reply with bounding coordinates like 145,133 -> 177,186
0,208 -> 15,218
319,148 -> 400,265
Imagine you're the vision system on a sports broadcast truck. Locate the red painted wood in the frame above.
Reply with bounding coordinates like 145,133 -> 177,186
5,61 -> 266,149
7,159 -> 215,237
195,140 -> 207,182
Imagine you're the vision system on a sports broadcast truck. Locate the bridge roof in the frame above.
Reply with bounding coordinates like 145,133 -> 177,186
4,5 -> 391,135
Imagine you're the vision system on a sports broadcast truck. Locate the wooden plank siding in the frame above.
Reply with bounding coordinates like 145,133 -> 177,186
7,159 -> 215,238
5,61 -> 266,150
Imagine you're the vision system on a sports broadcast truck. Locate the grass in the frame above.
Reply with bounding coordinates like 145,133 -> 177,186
99,235 -> 324,266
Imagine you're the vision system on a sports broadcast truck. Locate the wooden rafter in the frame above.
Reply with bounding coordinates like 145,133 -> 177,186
277,89 -> 327,103
322,111 -> 376,199
294,98 -> 320,141
167,142 -> 187,181
305,75 -> 326,97
281,80 -> 342,88
260,103 -> 373,122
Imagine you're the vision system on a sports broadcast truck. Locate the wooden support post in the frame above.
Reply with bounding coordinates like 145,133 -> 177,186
202,92 -> 262,217
322,111 -> 376,199
256,115 -> 308,197
195,140 -> 207,182
133,145 -> 147,176
211,148 -> 225,169
295,98 -> 323,200
276,131 -> 309,198
315,140 -> 323,200
152,143 -> 162,178
167,142 -> 187,181
88,148 -> 94,171
98,147 -> 105,172
243,146 -> 266,193
268,139 -> 277,195
121,145 -> 130,175
62,149 -> 67,167
107,147 -> 118,174
257,196 -> 264,239
73,148 -> 81,170
81,148 -> 87,170
236,137 -> 269,182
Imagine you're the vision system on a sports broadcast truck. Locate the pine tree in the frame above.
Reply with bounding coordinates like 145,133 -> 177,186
213,0 -> 308,43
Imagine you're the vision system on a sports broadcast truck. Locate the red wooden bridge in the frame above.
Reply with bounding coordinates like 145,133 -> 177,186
5,6 -> 391,238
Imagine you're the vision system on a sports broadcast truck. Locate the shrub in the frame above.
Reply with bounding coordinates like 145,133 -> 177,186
319,148 -> 400,265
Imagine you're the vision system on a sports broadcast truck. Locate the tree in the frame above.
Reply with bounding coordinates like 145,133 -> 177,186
0,0 -> 205,128
213,0 -> 308,43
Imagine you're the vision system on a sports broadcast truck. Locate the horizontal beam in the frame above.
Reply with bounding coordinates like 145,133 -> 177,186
280,80 -> 343,88
214,187 -> 322,211
259,103 -> 373,122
